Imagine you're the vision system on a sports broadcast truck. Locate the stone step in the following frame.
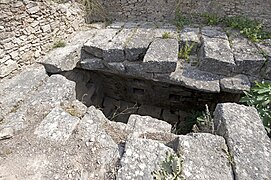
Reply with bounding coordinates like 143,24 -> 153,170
232,37 -> 265,76
1,74 -> 76,132
214,103 -> 271,180
174,133 -> 234,180
116,136 -> 174,180
199,27 -> 235,76
142,38 -> 178,73
0,64 -> 48,118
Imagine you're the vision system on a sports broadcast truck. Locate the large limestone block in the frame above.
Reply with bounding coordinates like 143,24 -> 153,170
127,114 -> 172,134
214,103 -> 271,180
220,74 -> 251,93
116,136 -> 174,180
38,30 -> 97,73
1,75 -> 76,132
232,37 -> 265,76
143,39 -> 178,73
199,27 -> 235,75
34,107 -> 80,143
174,133 -> 233,180
0,64 -> 48,117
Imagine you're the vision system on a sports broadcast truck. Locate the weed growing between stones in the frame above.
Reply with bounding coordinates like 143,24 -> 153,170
202,13 -> 221,26
52,40 -> 66,48
240,81 -> 271,136
152,152 -> 185,180
178,42 -> 194,62
162,32 -> 171,39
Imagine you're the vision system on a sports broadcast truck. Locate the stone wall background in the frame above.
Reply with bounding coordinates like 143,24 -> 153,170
96,0 -> 271,29
0,0 -> 84,77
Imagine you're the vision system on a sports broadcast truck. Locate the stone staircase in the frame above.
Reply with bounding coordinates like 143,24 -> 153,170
0,22 -> 271,180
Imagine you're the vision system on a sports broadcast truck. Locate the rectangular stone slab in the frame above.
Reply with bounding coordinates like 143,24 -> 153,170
199,29 -> 235,76
174,133 -> 233,180
232,37 -> 265,76
124,28 -> 155,61
83,29 -> 118,58
143,39 -> 178,73
214,103 -> 271,180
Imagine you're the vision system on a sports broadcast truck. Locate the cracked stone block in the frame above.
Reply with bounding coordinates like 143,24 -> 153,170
179,27 -> 201,54
39,30 -> 97,73
0,59 -> 18,78
214,103 -> 271,180
124,28 -> 155,61
220,74 -> 251,93
127,114 -> 172,133
1,75 -> 76,132
0,64 -> 48,117
83,29 -> 118,58
79,57 -> 104,70
169,64 -> 221,93
174,133 -> 233,180
116,136 -> 174,180
143,39 -> 178,73
199,28 -> 235,75
232,37 -> 265,76
34,107 -> 80,143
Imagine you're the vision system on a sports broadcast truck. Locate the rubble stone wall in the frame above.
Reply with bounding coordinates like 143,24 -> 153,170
0,0 -> 84,77
98,0 -> 271,28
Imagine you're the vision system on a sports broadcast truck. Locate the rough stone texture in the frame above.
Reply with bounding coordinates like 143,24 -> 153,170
0,127 -> 13,140
169,65 -> 221,93
0,64 -> 48,118
0,60 -> 18,78
174,133 -> 233,180
0,0 -> 84,76
116,136 -> 174,180
124,28 -> 155,61
143,39 -> 178,73
199,28 -> 235,75
34,107 -> 80,143
83,29 -> 118,58
220,74 -> 251,93
127,114 -> 172,134
0,74 -> 76,132
179,28 -> 201,54
232,37 -> 266,76
79,57 -> 104,70
38,30 -> 97,73
214,103 -> 271,180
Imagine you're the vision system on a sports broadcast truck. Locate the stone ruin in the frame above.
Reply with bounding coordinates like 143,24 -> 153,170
0,20 -> 271,179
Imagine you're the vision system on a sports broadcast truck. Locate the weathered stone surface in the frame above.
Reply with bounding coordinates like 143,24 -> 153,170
116,136 -> 174,180
179,27 -> 200,54
124,62 -> 153,79
232,37 -> 265,76
214,103 -> 271,180
1,75 -> 76,132
0,127 -> 13,140
39,30 -> 97,73
169,65 -> 221,92
0,64 -> 48,117
143,39 -> 178,73
220,74 -> 251,93
0,60 -> 18,78
127,114 -> 172,133
79,57 -> 104,70
153,27 -> 178,39
83,29 -> 118,58
199,28 -> 235,75
34,107 -> 80,143
124,28 -> 155,61
138,105 -> 162,119
174,133 -> 233,180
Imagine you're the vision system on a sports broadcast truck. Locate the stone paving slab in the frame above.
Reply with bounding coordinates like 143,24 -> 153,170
127,114 -> 172,134
199,34 -> 235,75
1,75 -> 76,132
116,136 -> 174,180
232,37 -> 266,76
143,39 -> 178,73
83,29 -> 118,58
174,133 -> 233,180
214,103 -> 271,180
34,107 -> 80,143
124,28 -> 155,61
220,74 -> 251,93
0,64 -> 48,118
